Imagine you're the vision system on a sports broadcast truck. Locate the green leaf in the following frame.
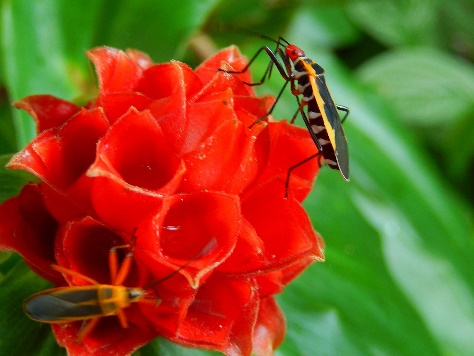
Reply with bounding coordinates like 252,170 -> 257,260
0,154 -> 36,202
0,253 -> 60,355
0,89 -> 17,154
56,0 -> 103,64
347,0 -> 442,47
357,48 -> 474,127
285,3 -> 360,49
204,0 -> 298,41
0,0 -> 88,148
438,0 -> 474,59
446,113 -> 474,180
137,337 -> 221,356
95,0 -> 221,62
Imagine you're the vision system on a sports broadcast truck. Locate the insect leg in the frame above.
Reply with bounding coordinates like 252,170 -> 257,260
222,43 -> 294,128
220,45 -> 291,81
112,245 -> 135,286
285,100 -> 326,198
248,49 -> 294,128
219,46 -> 273,86
336,105 -> 350,124
294,98 -> 324,152
285,152 -> 322,199
116,309 -> 129,328
250,47 -> 297,126
110,230 -> 138,286
249,80 -> 289,128
145,237 -> 217,290
76,318 -> 100,343
50,264 -> 99,285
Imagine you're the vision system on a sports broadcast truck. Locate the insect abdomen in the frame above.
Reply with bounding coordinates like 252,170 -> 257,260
307,101 -> 339,169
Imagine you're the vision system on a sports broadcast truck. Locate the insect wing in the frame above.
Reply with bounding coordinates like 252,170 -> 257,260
312,73 -> 349,180
24,287 -> 103,322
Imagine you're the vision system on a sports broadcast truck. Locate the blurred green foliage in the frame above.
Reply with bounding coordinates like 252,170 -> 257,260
0,0 -> 473,355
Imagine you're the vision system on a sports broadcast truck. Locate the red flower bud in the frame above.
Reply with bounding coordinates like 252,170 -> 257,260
0,45 -> 324,355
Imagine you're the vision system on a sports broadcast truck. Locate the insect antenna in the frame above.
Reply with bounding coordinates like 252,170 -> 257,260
144,237 -> 217,290
208,22 -> 288,46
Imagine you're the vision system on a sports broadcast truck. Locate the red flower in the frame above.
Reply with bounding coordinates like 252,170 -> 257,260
0,46 -> 324,355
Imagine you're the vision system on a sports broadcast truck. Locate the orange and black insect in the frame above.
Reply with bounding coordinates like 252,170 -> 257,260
23,234 -> 196,341
221,36 -> 350,191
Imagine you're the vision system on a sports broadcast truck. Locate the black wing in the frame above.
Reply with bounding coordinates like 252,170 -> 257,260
24,288 -> 103,322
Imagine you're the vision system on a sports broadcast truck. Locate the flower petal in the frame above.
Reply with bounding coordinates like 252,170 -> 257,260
91,108 -> 182,191
195,46 -> 253,92
137,192 -> 241,288
248,120 -> 320,202
137,275 -> 197,336
87,47 -> 143,93
252,297 -> 285,356
88,174 -> 166,233
241,178 -> 324,272
54,217 -> 143,286
88,108 -> 185,231
181,111 -> 260,194
172,276 -> 259,356
0,184 -> 60,282
146,95 -> 187,153
7,108 -> 109,188
52,314 -> 158,356
126,49 -> 155,70
94,92 -> 152,125
255,256 -> 315,297
13,95 -> 80,134
233,95 -> 274,128
142,62 -> 202,154
137,61 -> 202,100
39,179 -> 95,223
216,218 -> 266,274
180,89 -> 236,154
193,67 -> 255,103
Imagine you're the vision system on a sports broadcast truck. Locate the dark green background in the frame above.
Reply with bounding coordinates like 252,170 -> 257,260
1,0 -> 473,355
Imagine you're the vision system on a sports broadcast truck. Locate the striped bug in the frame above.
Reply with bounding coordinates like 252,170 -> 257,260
23,232 -> 202,342
220,36 -> 350,195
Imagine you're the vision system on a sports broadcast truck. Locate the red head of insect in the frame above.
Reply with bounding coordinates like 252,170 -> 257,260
285,44 -> 305,61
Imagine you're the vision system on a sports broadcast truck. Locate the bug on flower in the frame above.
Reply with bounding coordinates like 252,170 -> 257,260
221,36 -> 350,189
23,234 -> 196,342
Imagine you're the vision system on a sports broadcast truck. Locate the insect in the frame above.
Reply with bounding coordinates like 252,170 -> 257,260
221,36 -> 350,191
23,233 -> 198,342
